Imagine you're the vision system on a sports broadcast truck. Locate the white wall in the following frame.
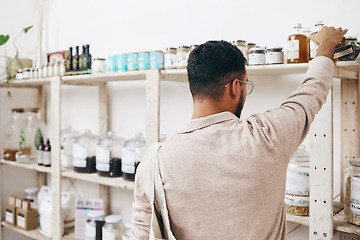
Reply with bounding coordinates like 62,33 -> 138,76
1,0 -> 360,239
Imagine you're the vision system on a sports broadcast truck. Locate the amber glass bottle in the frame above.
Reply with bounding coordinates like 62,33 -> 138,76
287,24 -> 309,63
309,21 -> 324,60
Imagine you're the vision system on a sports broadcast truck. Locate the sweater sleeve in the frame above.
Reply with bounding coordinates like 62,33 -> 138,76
253,56 -> 334,159
131,162 -> 152,240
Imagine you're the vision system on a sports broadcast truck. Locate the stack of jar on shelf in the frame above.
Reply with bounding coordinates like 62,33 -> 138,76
15,61 -> 66,80
61,128 -> 165,182
1,107 -> 49,164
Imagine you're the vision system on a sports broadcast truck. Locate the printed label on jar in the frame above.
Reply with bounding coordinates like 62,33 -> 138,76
122,148 -> 136,174
310,40 -> 318,59
265,52 -> 284,64
351,202 -> 360,215
287,40 -> 300,59
6,211 -> 13,223
96,163 -> 110,172
17,214 -> 25,228
248,53 -> 265,65
73,159 -> 87,168
73,143 -> 87,160
286,168 -> 309,196
285,194 -> 309,207
351,176 -> 360,204
43,151 -> 51,166
96,146 -> 111,163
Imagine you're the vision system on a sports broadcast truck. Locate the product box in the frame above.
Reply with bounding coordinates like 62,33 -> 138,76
16,208 -> 38,230
5,204 -> 16,225
75,198 -> 104,239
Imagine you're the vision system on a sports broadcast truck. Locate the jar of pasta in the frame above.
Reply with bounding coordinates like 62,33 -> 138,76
345,159 -> 360,226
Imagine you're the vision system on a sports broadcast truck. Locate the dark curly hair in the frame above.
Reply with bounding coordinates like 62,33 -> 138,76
187,40 -> 247,101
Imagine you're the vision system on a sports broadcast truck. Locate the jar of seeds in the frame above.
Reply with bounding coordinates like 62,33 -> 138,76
285,145 -> 310,216
345,159 -> 360,226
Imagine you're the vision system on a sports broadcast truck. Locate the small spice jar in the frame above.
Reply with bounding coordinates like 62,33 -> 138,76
177,46 -> 190,69
164,47 -> 177,69
248,47 -> 266,65
23,68 -> 30,79
16,69 -> 23,79
85,210 -> 105,240
233,40 -> 248,61
285,145 -> 310,216
29,68 -> 34,79
92,58 -> 107,73
102,215 -> 123,240
42,64 -> 48,78
265,47 -> 284,64
344,159 -> 360,226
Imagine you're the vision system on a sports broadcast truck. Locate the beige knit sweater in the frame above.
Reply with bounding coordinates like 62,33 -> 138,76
131,56 -> 334,240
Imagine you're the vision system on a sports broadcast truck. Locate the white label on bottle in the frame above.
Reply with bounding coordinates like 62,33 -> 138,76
351,176 -> 360,204
164,53 -> 177,69
43,151 -> 51,166
37,150 -> 43,165
310,40 -> 318,59
96,146 -> 111,163
96,163 -> 110,172
265,52 -> 284,64
6,211 -> 13,223
85,222 -> 96,239
122,148 -> 136,174
102,227 -> 116,240
287,40 -> 300,59
73,159 -> 87,168
17,214 -> 25,228
73,143 -> 87,160
285,168 -> 309,196
285,194 -> 309,207
248,53 -> 265,65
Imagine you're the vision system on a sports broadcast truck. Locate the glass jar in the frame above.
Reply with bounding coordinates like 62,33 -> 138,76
164,48 -> 177,69
122,223 -> 131,240
122,133 -> 146,181
287,24 -> 309,63
344,159 -> 360,226
92,58 -> 107,73
233,40 -> 248,61
42,64 -> 48,78
177,46 -> 190,69
29,68 -> 34,79
102,215 -> 123,240
85,210 -> 105,240
16,69 -> 23,79
285,145 -> 310,216
61,126 -> 79,168
265,47 -> 284,64
59,60 -> 66,76
72,129 -> 99,173
23,68 -> 30,79
96,131 -> 125,177
53,62 -> 59,76
47,63 -> 53,77
24,187 -> 39,210
33,67 -> 38,78
2,108 -> 26,161
24,107 -> 47,161
248,47 -> 266,65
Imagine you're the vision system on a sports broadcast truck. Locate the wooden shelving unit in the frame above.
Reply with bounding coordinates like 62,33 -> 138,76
1,61 -> 360,239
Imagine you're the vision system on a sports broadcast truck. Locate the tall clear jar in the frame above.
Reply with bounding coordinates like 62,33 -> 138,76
2,108 -> 27,161
122,133 -> 146,181
102,215 -> 123,240
72,129 -> 99,173
344,159 -> 360,226
287,24 -> 309,63
61,127 -> 79,168
96,131 -> 125,177
285,145 -> 310,216
85,210 -> 105,240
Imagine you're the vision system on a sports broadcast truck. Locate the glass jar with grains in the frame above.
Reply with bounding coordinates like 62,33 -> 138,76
285,145 -> 310,216
345,159 -> 360,226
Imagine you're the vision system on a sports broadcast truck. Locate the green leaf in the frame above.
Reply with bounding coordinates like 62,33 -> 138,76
23,26 -> 33,34
0,35 -> 9,46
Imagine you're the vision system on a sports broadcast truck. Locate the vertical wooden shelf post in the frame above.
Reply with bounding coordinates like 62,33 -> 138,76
37,86 -> 47,187
146,70 -> 161,148
51,77 -> 62,240
309,88 -> 334,239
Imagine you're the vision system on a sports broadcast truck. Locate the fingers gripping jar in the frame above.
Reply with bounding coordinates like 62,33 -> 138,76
285,145 -> 310,216
345,159 -> 360,226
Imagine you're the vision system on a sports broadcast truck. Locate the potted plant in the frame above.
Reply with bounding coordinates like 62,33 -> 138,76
0,26 -> 33,80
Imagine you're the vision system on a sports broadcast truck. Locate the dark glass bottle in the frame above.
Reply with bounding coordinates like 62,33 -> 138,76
79,45 -> 85,73
85,44 -> 92,74
72,46 -> 80,75
65,47 -> 73,75
43,139 -> 51,167
37,136 -> 44,166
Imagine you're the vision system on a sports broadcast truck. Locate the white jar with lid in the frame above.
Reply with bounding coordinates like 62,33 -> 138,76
102,215 -> 123,240
92,58 -> 106,73
248,47 -> 266,65
85,210 -> 105,240
285,144 -> 310,216
164,47 -> 177,69
233,40 -> 248,61
24,187 -> 39,209
265,47 -> 284,64
177,46 -> 190,69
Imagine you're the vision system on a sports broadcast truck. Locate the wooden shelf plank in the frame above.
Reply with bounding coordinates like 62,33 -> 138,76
61,170 -> 134,190
0,77 -> 54,87
1,221 -> 75,240
0,159 -> 52,173
334,210 -> 360,235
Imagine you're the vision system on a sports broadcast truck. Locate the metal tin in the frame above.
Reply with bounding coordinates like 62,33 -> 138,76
108,55 -> 117,72
116,54 -> 127,72
138,52 -> 150,70
265,47 -> 284,64
248,47 -> 266,65
127,53 -> 138,71
150,51 -> 164,69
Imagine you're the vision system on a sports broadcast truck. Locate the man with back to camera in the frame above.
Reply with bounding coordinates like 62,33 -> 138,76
131,26 -> 347,239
